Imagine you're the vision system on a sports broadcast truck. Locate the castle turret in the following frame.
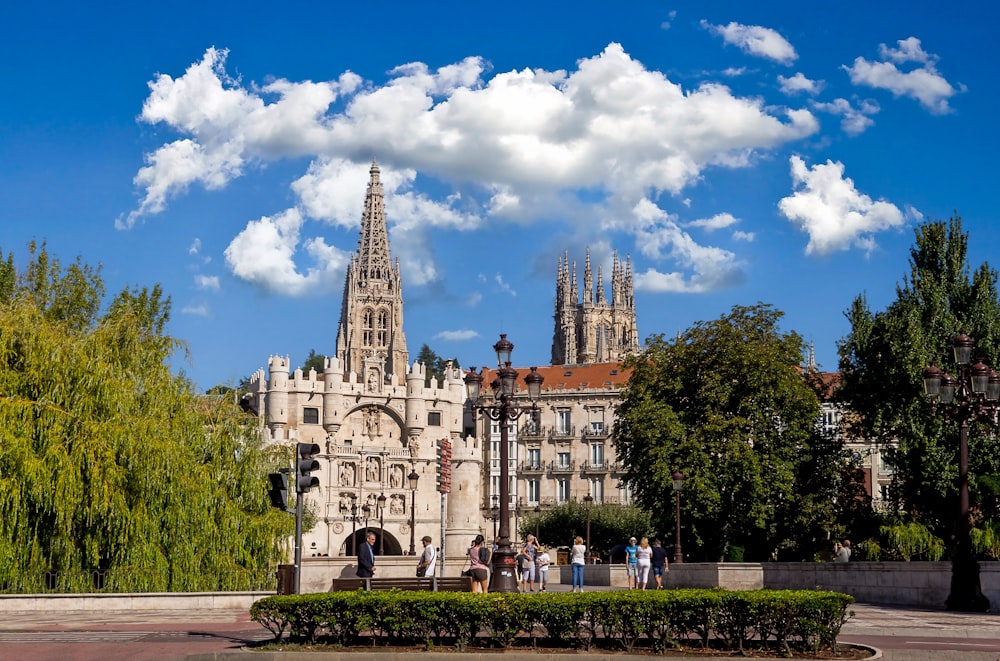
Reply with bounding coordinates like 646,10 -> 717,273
266,355 -> 290,440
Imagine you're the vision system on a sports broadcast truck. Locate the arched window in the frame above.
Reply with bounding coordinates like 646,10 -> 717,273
363,308 -> 374,346
377,310 -> 389,346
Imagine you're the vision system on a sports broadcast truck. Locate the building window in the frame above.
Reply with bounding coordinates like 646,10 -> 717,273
427,411 -> 441,426
556,409 -> 571,435
591,478 -> 604,503
303,407 -> 319,424
377,310 -> 388,347
557,452 -> 571,468
557,479 -> 570,503
363,308 -> 374,346
591,444 -> 604,466
528,448 -> 540,469
528,479 -> 540,504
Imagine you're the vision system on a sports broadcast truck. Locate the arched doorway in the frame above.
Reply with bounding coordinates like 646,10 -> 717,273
345,528 -> 403,556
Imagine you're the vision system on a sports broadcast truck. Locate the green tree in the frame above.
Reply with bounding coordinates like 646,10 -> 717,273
614,303 -> 841,561
300,348 -> 326,375
0,244 -> 292,592
415,343 -> 461,385
838,216 -> 1000,538
518,502 -> 653,561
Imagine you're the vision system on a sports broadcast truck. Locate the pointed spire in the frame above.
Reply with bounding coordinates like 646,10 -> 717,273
357,159 -> 392,284
596,264 -> 606,304
584,247 -> 593,304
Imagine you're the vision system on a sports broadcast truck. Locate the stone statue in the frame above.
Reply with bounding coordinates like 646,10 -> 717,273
366,457 -> 380,483
390,494 -> 405,516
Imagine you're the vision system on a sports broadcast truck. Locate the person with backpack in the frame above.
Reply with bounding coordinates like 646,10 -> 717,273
468,534 -> 492,593
416,535 -> 436,577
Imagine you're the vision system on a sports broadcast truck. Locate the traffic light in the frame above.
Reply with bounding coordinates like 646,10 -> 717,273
296,442 -> 321,493
267,472 -> 288,509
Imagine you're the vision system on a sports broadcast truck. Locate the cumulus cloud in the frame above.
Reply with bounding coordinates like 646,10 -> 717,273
195,275 -> 220,291
631,199 -> 744,293
124,43 -> 818,295
181,303 -> 210,317
778,72 -> 823,96
778,156 -> 906,255
843,37 -> 962,114
687,212 -> 739,231
811,98 -> 879,136
434,329 -> 480,341
223,208 -> 349,295
701,20 -> 797,65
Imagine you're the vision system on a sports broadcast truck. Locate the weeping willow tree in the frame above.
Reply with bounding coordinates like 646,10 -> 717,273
0,242 -> 292,592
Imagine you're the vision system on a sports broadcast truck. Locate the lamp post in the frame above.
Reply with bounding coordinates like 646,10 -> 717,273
583,494 -> 593,564
534,505 -> 541,543
922,332 -> 995,612
408,469 -> 420,556
350,503 -> 358,554
465,334 -> 544,593
672,471 -> 684,564
377,493 -> 386,555
490,504 -> 499,544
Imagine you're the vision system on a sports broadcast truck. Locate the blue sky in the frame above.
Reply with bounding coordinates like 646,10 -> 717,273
2,2 -> 996,391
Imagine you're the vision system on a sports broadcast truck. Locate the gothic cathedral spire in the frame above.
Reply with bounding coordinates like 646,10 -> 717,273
551,248 -> 639,366
335,161 -> 409,384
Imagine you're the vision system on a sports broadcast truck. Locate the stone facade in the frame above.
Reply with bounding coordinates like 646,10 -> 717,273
248,162 -> 480,563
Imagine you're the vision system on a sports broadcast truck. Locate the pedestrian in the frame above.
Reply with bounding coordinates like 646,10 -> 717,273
571,535 -> 586,592
356,531 -> 377,578
524,534 -> 538,591
625,536 -> 639,589
536,546 -> 551,591
517,545 -> 534,592
469,534 -> 491,593
636,537 -> 652,590
651,538 -> 669,589
417,535 -> 436,577
836,539 -> 852,562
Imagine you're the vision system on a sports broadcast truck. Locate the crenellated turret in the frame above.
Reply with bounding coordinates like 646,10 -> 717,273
405,361 -> 427,450
322,355 -> 344,434
267,355 -> 290,438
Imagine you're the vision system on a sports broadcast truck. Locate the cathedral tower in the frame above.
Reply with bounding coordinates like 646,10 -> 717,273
335,161 -> 409,384
551,247 -> 639,365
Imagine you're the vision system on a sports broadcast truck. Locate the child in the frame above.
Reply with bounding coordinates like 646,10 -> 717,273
536,546 -> 551,591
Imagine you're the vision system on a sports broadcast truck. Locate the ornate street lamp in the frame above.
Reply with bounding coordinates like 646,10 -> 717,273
465,334 -> 544,593
377,493 -> 386,555
583,494 -> 593,564
350,503 -> 358,554
672,471 -> 684,564
922,333 -> 996,611
408,469 -> 420,556
534,505 -> 542,543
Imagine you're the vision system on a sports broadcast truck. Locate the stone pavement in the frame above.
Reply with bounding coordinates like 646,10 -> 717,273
0,590 -> 999,660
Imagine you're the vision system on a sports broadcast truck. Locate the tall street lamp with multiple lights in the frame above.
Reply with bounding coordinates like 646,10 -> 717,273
922,332 -> 995,611
465,334 -> 544,593
408,469 -> 420,556
583,494 -> 593,564
672,471 -> 684,564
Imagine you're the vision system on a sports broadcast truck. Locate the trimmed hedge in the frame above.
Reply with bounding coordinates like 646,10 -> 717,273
250,588 -> 853,655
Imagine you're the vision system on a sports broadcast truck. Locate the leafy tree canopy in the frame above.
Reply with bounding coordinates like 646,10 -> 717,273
415,344 -> 461,386
838,216 -> 1000,537
300,349 -> 326,375
518,502 -> 654,561
615,303 -> 842,561
0,242 -> 292,592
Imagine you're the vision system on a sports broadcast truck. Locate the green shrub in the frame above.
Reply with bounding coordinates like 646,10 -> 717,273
250,588 -> 854,655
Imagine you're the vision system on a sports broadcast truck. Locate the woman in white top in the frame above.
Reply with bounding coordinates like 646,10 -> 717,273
570,536 -> 586,592
636,537 -> 652,590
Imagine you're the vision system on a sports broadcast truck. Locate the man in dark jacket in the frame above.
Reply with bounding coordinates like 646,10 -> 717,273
650,538 -> 669,589
357,532 -> 377,577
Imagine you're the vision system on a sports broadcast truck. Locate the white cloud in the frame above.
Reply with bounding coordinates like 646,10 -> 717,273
433,329 -> 480,341
844,37 -> 962,114
188,238 -> 202,255
181,303 -> 210,317
811,98 -> 879,136
687,212 -> 739,231
778,156 -> 906,255
630,199 -> 744,293
778,72 -> 824,96
701,20 -> 797,65
223,208 -> 349,296
195,275 -> 220,291
732,230 -> 755,242
660,10 -> 677,30
125,43 -> 819,295
464,291 -> 483,307
494,274 -> 517,296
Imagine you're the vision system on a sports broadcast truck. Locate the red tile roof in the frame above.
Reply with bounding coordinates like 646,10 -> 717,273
474,362 -> 631,392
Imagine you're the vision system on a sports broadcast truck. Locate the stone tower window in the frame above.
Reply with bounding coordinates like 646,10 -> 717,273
363,308 -> 374,346
377,309 -> 388,347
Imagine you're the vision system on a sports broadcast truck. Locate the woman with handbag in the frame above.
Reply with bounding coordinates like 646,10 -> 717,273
468,534 -> 491,593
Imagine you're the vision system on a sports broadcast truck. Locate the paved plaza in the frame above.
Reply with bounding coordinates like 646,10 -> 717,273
0,587 -> 998,661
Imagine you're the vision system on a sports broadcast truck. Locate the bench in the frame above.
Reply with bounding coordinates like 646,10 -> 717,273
330,576 -> 474,592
